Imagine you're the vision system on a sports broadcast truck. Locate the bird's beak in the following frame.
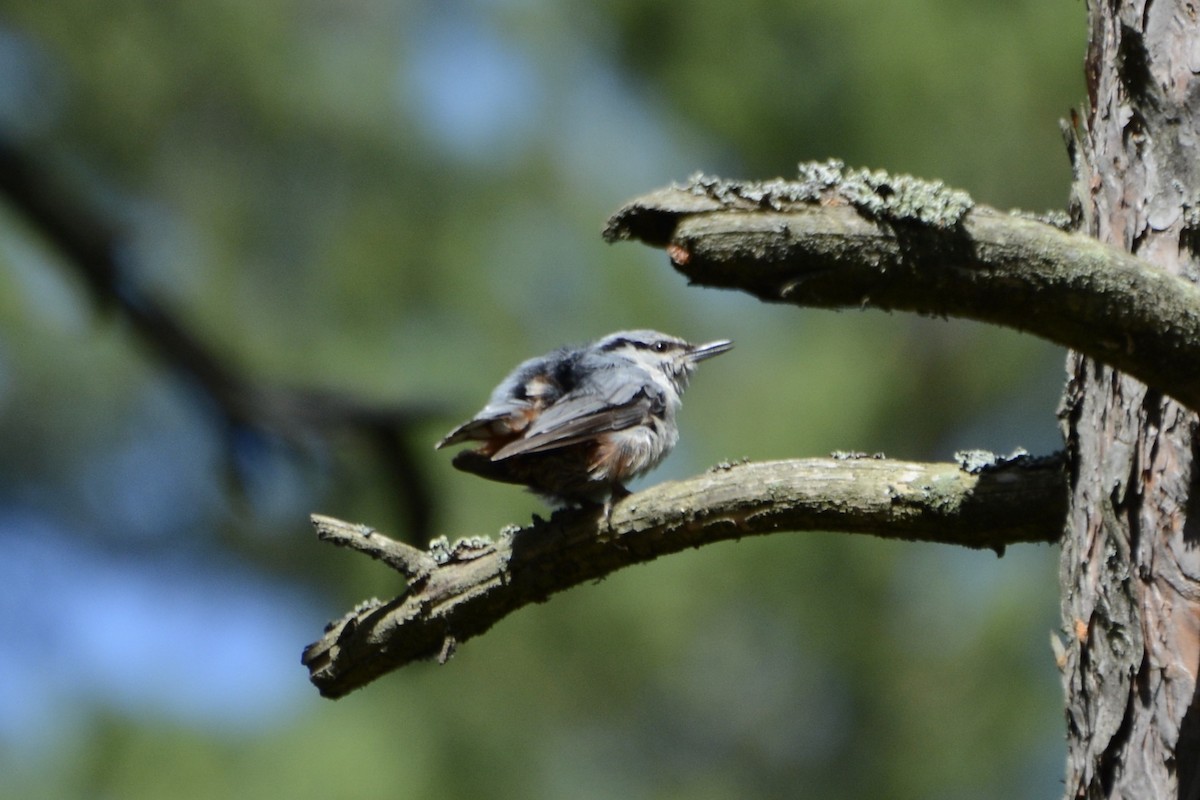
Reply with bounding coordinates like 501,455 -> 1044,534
686,339 -> 733,363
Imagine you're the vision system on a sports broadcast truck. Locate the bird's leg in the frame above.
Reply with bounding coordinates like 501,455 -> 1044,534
602,483 -> 631,532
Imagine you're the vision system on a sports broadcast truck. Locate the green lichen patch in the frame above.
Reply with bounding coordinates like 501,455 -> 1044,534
679,160 -> 975,228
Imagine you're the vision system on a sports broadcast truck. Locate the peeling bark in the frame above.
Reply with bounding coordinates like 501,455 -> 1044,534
1061,2 -> 1200,797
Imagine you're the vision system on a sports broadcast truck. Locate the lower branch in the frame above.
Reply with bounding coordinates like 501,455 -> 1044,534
303,451 -> 1065,698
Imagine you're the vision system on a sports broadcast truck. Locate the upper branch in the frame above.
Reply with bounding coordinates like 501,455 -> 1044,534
303,451 -> 1064,698
604,162 -> 1200,412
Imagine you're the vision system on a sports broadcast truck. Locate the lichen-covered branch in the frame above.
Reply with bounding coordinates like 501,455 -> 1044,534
303,451 -> 1065,698
604,161 -> 1200,413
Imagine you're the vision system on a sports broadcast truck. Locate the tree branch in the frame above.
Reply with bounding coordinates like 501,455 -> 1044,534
603,162 -> 1200,412
0,137 -> 440,539
303,451 -> 1065,698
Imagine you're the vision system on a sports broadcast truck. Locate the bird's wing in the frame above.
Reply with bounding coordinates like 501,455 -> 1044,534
435,404 -> 527,449
490,381 -> 662,460
435,361 -> 565,449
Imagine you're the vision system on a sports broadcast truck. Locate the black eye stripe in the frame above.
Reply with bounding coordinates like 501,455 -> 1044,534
599,337 -> 682,353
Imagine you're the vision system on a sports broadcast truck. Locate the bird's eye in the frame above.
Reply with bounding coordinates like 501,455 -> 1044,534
653,341 -> 669,353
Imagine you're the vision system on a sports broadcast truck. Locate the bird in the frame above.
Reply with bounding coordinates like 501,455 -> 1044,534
435,330 -> 732,508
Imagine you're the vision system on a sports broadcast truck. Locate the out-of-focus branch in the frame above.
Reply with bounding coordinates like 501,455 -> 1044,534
302,451 -> 1065,698
604,162 -> 1200,413
0,138 -> 438,539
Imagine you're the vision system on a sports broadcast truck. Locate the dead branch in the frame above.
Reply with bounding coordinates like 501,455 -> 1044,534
303,451 -> 1065,698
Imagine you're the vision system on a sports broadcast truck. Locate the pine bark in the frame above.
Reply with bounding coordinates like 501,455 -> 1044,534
1061,2 -> 1200,797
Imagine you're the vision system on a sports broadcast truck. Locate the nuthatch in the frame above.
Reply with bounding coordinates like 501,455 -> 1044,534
436,330 -> 732,507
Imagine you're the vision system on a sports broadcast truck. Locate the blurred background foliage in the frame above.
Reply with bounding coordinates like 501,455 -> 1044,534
0,0 -> 1081,798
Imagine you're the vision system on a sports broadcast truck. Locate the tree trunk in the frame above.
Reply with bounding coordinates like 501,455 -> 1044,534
1061,2 -> 1200,797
